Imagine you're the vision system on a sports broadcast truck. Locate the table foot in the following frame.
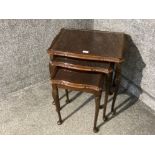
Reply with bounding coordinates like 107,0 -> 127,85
93,127 -> 99,133
65,99 -> 70,104
57,120 -> 63,125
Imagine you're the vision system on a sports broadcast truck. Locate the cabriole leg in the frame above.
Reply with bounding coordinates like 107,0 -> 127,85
103,74 -> 110,121
93,95 -> 101,133
111,63 -> 121,115
52,84 -> 62,125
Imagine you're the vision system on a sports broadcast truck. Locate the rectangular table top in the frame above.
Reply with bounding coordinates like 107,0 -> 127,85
48,28 -> 126,63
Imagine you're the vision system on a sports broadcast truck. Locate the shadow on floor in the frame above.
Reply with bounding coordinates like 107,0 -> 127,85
52,90 -> 72,104
60,91 -> 83,110
57,88 -> 138,128
98,93 -> 138,129
63,94 -> 94,122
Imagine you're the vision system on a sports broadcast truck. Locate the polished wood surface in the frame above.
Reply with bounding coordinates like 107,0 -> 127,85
48,28 -> 125,63
51,56 -> 112,74
51,68 -> 104,93
48,28 -> 125,132
51,67 -> 105,133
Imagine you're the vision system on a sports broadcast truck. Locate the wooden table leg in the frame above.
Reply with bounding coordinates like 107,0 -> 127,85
49,62 -> 58,105
103,74 -> 110,121
65,89 -> 70,104
93,94 -> 101,133
109,63 -> 115,95
52,84 -> 62,125
111,63 -> 121,115
49,63 -> 58,79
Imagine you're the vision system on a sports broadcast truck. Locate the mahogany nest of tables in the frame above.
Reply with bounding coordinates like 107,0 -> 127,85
48,28 -> 126,133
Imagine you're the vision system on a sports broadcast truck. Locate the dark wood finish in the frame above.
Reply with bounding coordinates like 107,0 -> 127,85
111,63 -> 121,114
51,68 -> 106,132
52,84 -> 62,125
93,95 -> 101,133
51,56 -> 112,74
109,62 -> 115,95
48,28 -> 126,132
103,74 -> 110,120
48,28 -> 125,63
65,89 -> 70,104
49,63 -> 57,79
51,68 -> 104,93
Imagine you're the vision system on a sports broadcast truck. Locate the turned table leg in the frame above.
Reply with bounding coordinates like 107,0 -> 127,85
52,84 -> 62,125
93,94 -> 101,133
